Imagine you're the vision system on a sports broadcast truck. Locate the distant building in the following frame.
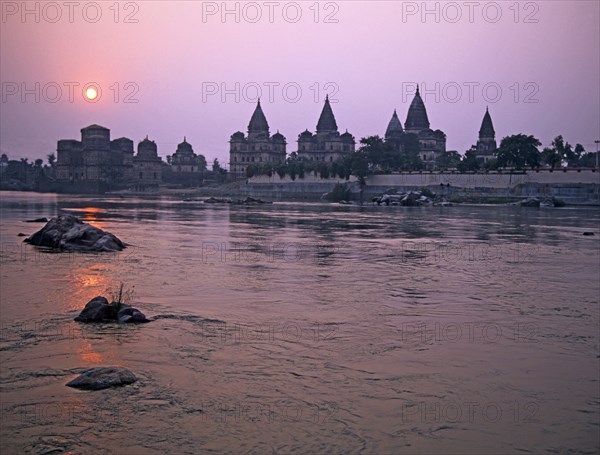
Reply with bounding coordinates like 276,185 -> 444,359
403,86 -> 446,169
167,137 -> 206,185
296,96 -> 355,163
384,109 -> 405,152
0,154 -> 8,174
474,107 -> 497,164
171,137 -> 200,173
229,100 -> 287,178
56,124 -> 134,191
133,137 -> 162,190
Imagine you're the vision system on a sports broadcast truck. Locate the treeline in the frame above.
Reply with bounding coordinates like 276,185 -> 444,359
245,134 -> 597,181
0,153 -> 56,190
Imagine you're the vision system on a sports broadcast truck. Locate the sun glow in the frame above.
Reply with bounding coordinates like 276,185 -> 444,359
85,87 -> 98,100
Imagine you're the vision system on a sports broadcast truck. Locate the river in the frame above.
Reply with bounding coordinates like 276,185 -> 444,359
0,191 -> 598,454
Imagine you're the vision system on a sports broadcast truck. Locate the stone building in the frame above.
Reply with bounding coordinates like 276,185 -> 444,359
384,109 -> 404,152
133,137 -> 163,190
229,100 -> 287,178
474,107 -> 497,164
56,124 -> 134,192
170,137 -> 199,173
403,86 -> 446,169
296,96 -> 355,163
167,137 -> 206,186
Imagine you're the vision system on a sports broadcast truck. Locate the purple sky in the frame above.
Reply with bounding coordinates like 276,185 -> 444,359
1,1 -> 599,165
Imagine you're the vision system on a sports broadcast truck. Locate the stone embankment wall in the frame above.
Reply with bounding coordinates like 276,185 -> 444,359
242,170 -> 600,204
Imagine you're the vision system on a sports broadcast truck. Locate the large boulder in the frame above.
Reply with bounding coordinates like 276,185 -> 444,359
24,215 -> 126,252
74,296 -> 113,322
66,367 -> 137,390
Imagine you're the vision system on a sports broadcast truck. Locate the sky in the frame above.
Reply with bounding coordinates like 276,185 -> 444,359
1,0 -> 599,166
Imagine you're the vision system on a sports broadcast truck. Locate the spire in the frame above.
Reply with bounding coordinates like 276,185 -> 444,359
479,107 -> 495,138
316,95 -> 338,133
385,109 -> 404,139
184,136 -> 187,142
248,99 -> 269,134
405,87 -> 430,131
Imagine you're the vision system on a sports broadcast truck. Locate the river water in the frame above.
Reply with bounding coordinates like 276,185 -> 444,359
0,191 -> 598,454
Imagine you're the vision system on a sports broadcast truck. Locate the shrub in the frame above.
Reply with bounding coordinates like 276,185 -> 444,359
107,282 -> 135,318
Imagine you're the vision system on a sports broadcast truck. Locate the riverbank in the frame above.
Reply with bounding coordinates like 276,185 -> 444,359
2,170 -> 599,205
239,170 -> 600,205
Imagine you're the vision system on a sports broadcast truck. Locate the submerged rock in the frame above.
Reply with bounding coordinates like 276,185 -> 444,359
66,366 -> 137,390
232,196 -> 268,205
117,305 -> 150,323
373,190 -> 444,207
25,217 -> 49,223
204,197 -> 232,204
24,215 -> 126,252
520,198 -> 541,207
74,296 -> 149,323
204,196 -> 270,205
400,191 -> 420,206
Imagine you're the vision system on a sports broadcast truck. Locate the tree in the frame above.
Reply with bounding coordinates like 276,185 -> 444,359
285,154 -> 305,180
358,136 -> 385,171
484,158 -> 498,170
244,165 -> 254,178
351,150 -> 369,186
212,158 -> 227,182
436,151 -> 461,170
541,136 -> 578,169
317,162 -> 330,179
579,151 -> 598,168
458,148 -> 480,172
196,154 -> 208,172
541,147 -> 561,169
350,150 -> 370,203
571,143 -> 585,167
47,153 -> 56,168
275,162 -> 287,179
496,134 -> 541,169
401,133 -> 424,171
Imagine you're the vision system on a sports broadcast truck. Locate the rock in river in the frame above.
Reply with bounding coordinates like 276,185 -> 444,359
74,296 -> 113,322
24,215 -> 126,252
74,296 -> 150,323
25,217 -> 49,223
520,198 -> 541,207
116,305 -> 150,323
66,367 -> 137,390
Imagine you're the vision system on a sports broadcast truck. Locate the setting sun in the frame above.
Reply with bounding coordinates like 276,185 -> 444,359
85,87 -> 97,100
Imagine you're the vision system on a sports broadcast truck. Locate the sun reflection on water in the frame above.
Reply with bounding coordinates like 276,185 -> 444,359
62,207 -> 106,228
65,266 -> 112,311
